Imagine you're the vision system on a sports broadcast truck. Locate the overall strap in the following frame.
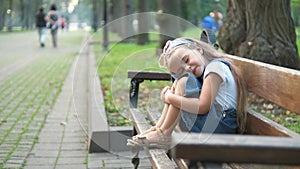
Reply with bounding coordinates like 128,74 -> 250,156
213,59 -> 231,71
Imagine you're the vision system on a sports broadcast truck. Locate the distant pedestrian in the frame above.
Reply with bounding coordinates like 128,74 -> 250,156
60,16 -> 66,31
45,4 -> 59,48
36,7 -> 47,47
201,11 -> 223,46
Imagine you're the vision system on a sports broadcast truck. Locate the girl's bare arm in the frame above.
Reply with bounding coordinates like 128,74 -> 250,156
165,73 -> 222,115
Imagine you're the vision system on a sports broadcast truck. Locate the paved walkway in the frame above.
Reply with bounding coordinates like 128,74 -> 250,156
0,30 -> 151,169
23,31 -> 90,169
0,30 -> 88,169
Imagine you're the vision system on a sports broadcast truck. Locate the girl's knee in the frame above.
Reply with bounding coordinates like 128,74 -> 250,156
173,77 -> 187,96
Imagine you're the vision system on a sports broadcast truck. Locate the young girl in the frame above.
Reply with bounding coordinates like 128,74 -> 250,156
128,37 -> 247,147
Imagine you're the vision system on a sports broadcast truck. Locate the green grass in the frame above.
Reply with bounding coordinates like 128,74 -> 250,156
95,40 -> 170,126
181,28 -> 202,39
95,28 -> 300,132
248,93 -> 300,134
265,112 -> 300,133
296,27 -> 300,56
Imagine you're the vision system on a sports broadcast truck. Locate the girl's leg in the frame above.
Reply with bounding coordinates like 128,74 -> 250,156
135,82 -> 178,136
155,103 -> 169,127
135,102 -> 169,137
159,103 -> 181,136
135,77 -> 186,143
158,77 -> 186,136
135,104 -> 181,144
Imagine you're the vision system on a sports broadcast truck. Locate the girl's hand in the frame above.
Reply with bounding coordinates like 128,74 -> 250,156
161,86 -> 170,103
161,86 -> 174,104
160,86 -> 169,103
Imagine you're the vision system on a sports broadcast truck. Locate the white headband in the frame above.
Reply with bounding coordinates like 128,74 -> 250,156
162,39 -> 194,55
159,38 -> 194,68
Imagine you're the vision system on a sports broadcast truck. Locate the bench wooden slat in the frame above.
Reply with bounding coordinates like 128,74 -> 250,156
246,109 -> 300,138
130,108 -> 177,169
146,110 -> 161,126
172,133 -> 300,165
148,149 -> 178,169
128,70 -> 172,81
130,108 -> 149,133
146,110 -> 189,169
227,54 -> 300,114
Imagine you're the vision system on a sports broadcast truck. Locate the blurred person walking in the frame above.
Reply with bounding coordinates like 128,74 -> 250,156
46,4 -> 59,48
36,7 -> 47,47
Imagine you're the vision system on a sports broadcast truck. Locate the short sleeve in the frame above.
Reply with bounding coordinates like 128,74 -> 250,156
204,61 -> 227,82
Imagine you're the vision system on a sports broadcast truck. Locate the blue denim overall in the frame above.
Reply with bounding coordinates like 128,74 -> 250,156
174,60 -> 238,134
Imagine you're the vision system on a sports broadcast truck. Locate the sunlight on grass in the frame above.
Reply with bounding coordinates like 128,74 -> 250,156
296,27 -> 300,57
93,27 -> 300,131
94,41 -> 170,126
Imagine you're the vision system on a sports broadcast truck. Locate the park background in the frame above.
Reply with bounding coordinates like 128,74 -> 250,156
0,0 -> 300,168
0,0 -> 300,148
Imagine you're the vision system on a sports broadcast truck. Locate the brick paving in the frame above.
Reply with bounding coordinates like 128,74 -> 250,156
23,34 -> 89,168
0,31 -> 152,169
0,31 -> 81,169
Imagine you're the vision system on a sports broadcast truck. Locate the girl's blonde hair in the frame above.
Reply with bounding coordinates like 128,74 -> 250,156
159,37 -> 248,133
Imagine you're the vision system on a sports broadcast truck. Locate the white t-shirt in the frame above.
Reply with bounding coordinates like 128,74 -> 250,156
204,60 -> 237,115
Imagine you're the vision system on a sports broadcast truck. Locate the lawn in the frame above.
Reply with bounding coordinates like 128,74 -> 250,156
296,27 -> 300,56
93,28 -> 300,133
93,32 -> 170,126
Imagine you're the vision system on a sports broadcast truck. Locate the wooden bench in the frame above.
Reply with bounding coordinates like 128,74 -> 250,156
127,54 -> 300,168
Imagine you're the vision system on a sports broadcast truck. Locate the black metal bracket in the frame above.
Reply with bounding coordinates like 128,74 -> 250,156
129,78 -> 144,108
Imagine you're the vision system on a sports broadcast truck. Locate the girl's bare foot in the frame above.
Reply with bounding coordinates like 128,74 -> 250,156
133,128 -> 171,145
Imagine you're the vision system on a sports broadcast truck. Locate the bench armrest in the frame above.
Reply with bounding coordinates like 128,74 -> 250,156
127,70 -> 172,108
128,70 -> 171,81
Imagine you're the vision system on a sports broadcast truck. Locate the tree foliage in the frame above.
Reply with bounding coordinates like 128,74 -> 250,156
0,0 -> 91,31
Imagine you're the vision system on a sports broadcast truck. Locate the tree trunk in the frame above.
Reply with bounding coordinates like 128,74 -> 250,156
156,0 -> 181,54
0,0 -> 4,30
121,0 -> 134,40
218,0 -> 300,70
92,0 -> 98,32
7,0 -> 13,32
110,0 -> 122,35
136,0 -> 149,45
23,0 -> 31,30
28,0 -> 34,30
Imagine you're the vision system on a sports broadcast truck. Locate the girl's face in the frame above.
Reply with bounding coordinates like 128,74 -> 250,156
168,46 -> 206,78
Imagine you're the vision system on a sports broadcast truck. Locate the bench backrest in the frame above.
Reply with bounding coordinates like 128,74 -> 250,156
128,55 -> 300,137
226,54 -> 300,137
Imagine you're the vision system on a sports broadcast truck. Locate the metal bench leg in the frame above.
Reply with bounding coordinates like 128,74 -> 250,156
129,79 -> 143,108
131,145 -> 141,169
129,78 -> 144,168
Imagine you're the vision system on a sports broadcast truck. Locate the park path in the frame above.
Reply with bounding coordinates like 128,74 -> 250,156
0,30 -> 152,169
0,30 -> 89,168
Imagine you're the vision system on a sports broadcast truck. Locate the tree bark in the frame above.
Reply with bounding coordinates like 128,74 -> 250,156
92,0 -> 98,32
7,0 -> 13,32
156,0 -> 181,54
136,0 -> 149,45
121,0 -> 134,40
110,0 -> 122,35
218,0 -> 300,70
0,0 -> 4,30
